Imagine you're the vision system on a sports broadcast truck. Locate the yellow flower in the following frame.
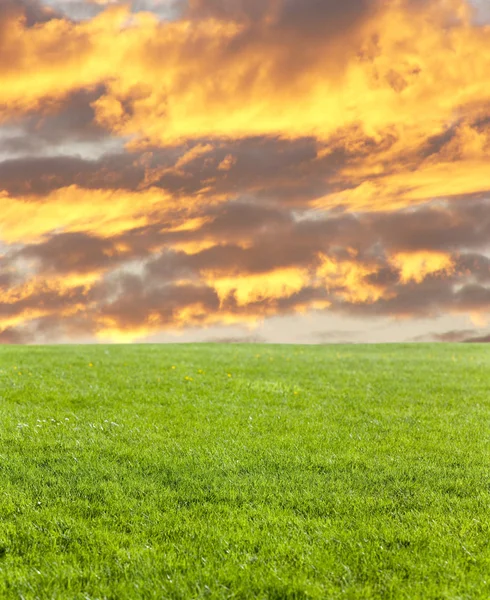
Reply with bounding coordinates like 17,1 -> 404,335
185,376 -> 193,381
171,366 -> 176,370
227,373 -> 232,378
88,363 -> 93,367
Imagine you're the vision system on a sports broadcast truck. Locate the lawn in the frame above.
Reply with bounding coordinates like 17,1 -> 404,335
0,343 -> 489,599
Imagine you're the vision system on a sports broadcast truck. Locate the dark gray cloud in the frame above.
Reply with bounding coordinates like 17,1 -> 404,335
185,0 -> 275,21
331,279 -> 490,320
94,274 -> 221,329
275,0 -> 374,38
365,200 -> 490,253
18,232 -> 118,274
0,86 -> 112,160
0,266 -> 16,291
0,0 -> 60,26
464,333 -> 490,343
185,0 -> 375,37
412,329 -> 478,343
0,327 -> 30,344
0,136 -> 317,197
0,151 -> 145,196
146,238 -> 319,280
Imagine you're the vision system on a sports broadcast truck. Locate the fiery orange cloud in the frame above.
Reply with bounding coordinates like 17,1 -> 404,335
205,267 -> 310,307
174,144 -> 215,170
0,311 -> 51,334
0,186 -> 222,244
0,272 -> 99,304
1,0 -> 490,344
312,158 -> 490,212
0,271 -> 101,338
88,1 -> 490,154
0,1 -> 488,147
218,155 -> 237,172
318,255 -> 394,304
389,251 -> 455,284
312,117 -> 490,211
2,0 -> 489,211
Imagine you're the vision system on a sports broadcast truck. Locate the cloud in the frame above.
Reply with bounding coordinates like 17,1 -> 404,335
464,332 -> 490,343
0,0 -> 60,26
2,191 -> 489,342
413,328 -> 482,342
0,327 -> 30,344
0,136 -> 321,201
0,184 -> 224,244
0,1 -> 488,148
1,0 -> 490,343
206,334 -> 265,343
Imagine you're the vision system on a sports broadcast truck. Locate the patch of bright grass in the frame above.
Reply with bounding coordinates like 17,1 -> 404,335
0,343 -> 489,599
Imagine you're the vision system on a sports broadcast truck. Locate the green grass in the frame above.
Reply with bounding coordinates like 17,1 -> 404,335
0,343 -> 489,599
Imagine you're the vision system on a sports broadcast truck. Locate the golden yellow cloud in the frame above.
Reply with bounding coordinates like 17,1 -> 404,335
1,1 -> 488,145
0,271 -> 100,337
0,186 -> 220,243
389,251 -> 455,284
1,0 -> 489,343
1,0 -> 488,212
318,254 -> 393,304
205,267 -> 310,307
94,1 -> 490,149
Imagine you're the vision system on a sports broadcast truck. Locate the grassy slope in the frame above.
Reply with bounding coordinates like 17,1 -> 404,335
0,343 -> 489,599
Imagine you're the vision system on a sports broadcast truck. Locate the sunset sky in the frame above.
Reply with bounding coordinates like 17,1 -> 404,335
1,0 -> 490,344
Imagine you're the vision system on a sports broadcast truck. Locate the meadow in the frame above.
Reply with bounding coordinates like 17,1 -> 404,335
0,343 -> 489,599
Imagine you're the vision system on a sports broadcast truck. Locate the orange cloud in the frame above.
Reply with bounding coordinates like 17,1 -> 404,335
0,272 -> 99,304
312,158 -> 490,212
0,270 -> 101,338
1,2 -> 488,146
389,251 -> 455,284
317,254 -> 394,304
1,0 -> 490,343
205,267 -> 310,307
0,186 -> 222,243
218,154 -> 236,171
2,0 -> 489,211
96,1 -> 489,148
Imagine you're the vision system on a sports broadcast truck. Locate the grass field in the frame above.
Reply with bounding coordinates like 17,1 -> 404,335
0,343 -> 489,599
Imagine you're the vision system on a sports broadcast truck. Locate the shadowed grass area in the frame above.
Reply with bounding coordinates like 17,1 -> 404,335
0,343 -> 489,599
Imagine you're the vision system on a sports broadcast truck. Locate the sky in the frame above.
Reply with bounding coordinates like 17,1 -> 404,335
1,0 -> 490,344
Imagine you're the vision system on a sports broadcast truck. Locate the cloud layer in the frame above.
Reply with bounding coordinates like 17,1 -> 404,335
1,0 -> 490,343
